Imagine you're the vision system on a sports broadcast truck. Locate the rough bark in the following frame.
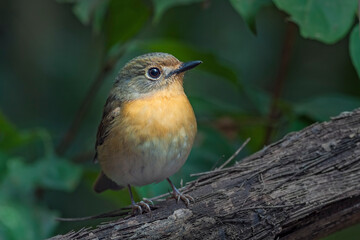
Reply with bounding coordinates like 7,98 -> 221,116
51,108 -> 360,240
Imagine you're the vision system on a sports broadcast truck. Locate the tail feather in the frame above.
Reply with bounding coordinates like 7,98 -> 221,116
93,171 -> 123,193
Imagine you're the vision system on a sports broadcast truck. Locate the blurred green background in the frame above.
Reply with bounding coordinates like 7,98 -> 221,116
1,0 -> 360,239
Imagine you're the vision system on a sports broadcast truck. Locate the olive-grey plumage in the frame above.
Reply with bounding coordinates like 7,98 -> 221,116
93,52 -> 201,214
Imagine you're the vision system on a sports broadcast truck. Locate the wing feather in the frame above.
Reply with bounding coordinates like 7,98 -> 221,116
94,95 -> 121,162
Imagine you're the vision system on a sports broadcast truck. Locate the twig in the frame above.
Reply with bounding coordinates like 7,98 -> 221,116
218,138 -> 250,170
190,138 -> 250,177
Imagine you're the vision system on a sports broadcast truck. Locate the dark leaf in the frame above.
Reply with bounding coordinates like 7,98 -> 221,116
274,0 -> 358,43
229,0 -> 272,33
350,24 -> 360,79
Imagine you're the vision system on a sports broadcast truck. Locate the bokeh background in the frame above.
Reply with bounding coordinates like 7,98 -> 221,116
1,0 -> 360,239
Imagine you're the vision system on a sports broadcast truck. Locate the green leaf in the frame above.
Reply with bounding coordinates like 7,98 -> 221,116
1,156 -> 82,200
0,111 -> 38,151
350,24 -> 360,79
0,201 -> 58,240
104,0 -> 150,49
1,158 -> 38,199
72,0 -> 109,33
294,94 -> 360,121
60,0 -> 109,33
0,152 -> 8,182
152,0 -> 203,23
92,0 -> 109,33
273,0 -> 358,44
35,155 -> 82,191
229,0 -> 272,32
73,0 -> 99,25
137,39 -> 239,86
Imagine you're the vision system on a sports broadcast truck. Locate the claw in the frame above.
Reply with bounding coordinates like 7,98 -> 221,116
173,192 -> 193,206
139,201 -> 151,213
167,178 -> 195,207
131,204 -> 143,215
143,198 -> 154,207
130,200 -> 152,216
186,194 -> 195,203
128,185 -> 153,216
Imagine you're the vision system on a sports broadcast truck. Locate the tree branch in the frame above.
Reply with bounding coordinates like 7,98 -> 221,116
51,108 -> 360,240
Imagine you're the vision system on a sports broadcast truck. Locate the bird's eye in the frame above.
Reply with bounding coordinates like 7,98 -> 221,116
147,67 -> 161,79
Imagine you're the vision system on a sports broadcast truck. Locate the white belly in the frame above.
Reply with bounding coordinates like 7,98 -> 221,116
102,127 -> 192,186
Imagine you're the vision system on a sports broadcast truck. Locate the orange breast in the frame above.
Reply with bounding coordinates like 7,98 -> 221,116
97,89 -> 197,186
120,93 -> 196,139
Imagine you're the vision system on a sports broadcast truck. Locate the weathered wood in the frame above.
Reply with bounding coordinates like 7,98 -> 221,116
51,108 -> 360,240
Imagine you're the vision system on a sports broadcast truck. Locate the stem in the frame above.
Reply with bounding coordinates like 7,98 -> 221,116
56,50 -> 124,156
263,22 -> 296,145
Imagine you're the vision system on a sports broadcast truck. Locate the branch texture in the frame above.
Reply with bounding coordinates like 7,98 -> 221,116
52,108 -> 360,240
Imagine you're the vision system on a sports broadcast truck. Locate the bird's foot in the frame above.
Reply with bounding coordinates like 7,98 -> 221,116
131,199 -> 154,215
169,189 -> 195,206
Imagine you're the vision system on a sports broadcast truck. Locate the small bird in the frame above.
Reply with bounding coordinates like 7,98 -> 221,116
93,52 -> 201,214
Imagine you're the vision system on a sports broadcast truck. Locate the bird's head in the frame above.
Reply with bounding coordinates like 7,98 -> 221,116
112,52 -> 202,101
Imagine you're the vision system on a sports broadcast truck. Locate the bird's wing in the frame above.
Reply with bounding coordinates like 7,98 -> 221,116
94,95 -> 122,163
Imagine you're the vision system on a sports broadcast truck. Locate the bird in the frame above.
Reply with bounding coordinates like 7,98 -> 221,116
93,52 -> 201,214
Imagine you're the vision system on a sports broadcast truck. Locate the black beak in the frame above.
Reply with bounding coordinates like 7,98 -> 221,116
167,60 -> 202,78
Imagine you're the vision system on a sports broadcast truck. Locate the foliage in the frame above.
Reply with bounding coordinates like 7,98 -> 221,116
350,24 -> 360,78
229,0 -> 272,32
0,113 -> 82,240
152,0 -> 204,23
274,0 -> 358,44
1,0 -> 359,239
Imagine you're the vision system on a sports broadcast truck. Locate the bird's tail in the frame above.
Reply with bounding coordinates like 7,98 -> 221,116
93,171 -> 123,193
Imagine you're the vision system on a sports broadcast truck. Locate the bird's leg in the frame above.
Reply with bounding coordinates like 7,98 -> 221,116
127,185 -> 153,215
166,178 -> 195,206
